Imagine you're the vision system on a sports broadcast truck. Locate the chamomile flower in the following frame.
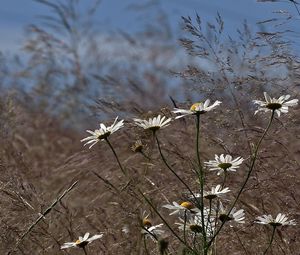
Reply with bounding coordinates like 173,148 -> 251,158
218,203 -> 245,224
131,140 -> 144,153
61,232 -> 103,249
173,99 -> 221,119
204,154 -> 244,175
253,92 -> 298,117
163,201 -> 197,216
176,215 -> 203,234
81,117 -> 124,149
255,213 -> 296,227
141,214 -> 164,240
176,211 -> 215,237
203,185 -> 230,200
133,115 -> 172,132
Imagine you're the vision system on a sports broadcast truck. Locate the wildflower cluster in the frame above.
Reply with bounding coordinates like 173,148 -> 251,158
77,92 -> 297,254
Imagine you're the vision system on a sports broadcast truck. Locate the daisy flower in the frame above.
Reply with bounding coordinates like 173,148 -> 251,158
81,117 -> 124,149
141,224 -> 164,240
133,115 -> 171,132
218,203 -> 245,224
204,154 -> 244,175
141,214 -> 164,240
61,232 -> 103,249
131,140 -> 144,153
253,92 -> 298,117
176,215 -> 203,235
176,211 -> 215,237
255,213 -> 296,227
203,185 -> 230,200
163,201 -> 198,216
173,99 -> 221,119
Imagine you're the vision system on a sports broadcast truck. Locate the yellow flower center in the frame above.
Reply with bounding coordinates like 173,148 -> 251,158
75,240 -> 81,245
143,218 -> 152,228
190,103 -> 201,111
180,201 -> 194,210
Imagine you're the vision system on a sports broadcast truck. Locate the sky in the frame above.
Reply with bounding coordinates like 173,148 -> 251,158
0,0 -> 299,53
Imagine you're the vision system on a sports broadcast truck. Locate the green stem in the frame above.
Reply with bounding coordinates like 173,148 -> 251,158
154,134 -> 201,208
105,137 -> 127,176
263,226 -> 276,255
207,111 -> 275,248
195,114 -> 207,252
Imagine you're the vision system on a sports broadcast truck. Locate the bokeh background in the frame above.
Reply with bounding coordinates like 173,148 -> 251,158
0,0 -> 299,254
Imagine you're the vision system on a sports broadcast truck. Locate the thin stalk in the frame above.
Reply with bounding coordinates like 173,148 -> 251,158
154,134 -> 201,209
144,236 -> 151,255
291,0 -> 300,16
263,226 -> 276,255
206,199 -> 212,233
82,246 -> 88,255
183,210 -> 188,244
105,137 -> 127,176
195,114 -> 207,252
92,171 -> 119,193
207,111 -> 275,248
139,190 -> 197,254
7,181 -> 78,255
142,226 -> 158,241
233,228 -> 249,255
193,234 -> 197,251
140,151 -> 151,161
221,171 -> 227,189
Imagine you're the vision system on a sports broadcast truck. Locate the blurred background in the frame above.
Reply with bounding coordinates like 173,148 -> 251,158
0,1 -> 299,254
1,0 -> 299,128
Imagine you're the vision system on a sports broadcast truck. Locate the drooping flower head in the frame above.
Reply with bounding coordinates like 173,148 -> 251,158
176,215 -> 203,235
81,117 -> 124,149
163,201 -> 197,216
131,140 -> 144,153
133,115 -> 172,132
61,232 -> 103,249
253,92 -> 298,117
141,213 -> 164,241
203,185 -> 230,200
173,99 -> 221,119
218,203 -> 245,224
204,154 -> 244,175
255,213 -> 296,227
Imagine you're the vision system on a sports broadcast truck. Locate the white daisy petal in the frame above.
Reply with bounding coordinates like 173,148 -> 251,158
172,99 -> 221,119
134,114 -> 172,131
255,213 -> 296,226
205,154 -> 244,175
60,233 -> 103,250
81,117 -> 124,149
253,92 -> 298,117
